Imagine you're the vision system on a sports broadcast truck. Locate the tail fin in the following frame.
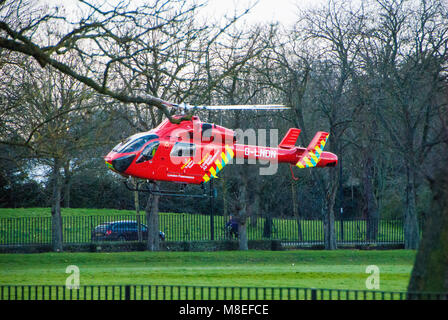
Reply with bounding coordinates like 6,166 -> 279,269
296,132 -> 329,168
279,128 -> 301,149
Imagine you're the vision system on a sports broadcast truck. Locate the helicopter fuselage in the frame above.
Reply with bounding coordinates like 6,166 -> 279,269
104,115 -> 338,184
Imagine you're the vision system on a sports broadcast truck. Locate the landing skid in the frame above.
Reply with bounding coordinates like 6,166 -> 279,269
123,180 -> 214,198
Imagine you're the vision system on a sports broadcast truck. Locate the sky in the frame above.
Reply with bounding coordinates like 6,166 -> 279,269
198,0 -> 323,26
46,0 -> 327,27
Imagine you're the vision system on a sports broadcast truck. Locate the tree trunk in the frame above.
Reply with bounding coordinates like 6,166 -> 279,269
63,162 -> 71,208
263,208 -> 273,239
238,216 -> 248,251
362,154 -> 379,241
134,179 -> 142,242
249,192 -> 259,227
291,181 -> 303,241
323,171 -> 338,250
408,165 -> 448,293
404,164 -> 420,249
145,187 -> 160,251
51,158 -> 63,252
235,175 -> 248,251
222,177 -> 228,218
323,202 -> 337,250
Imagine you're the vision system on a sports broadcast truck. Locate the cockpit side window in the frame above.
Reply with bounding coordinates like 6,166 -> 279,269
136,141 -> 160,163
170,142 -> 196,157
113,134 -> 158,153
202,123 -> 213,141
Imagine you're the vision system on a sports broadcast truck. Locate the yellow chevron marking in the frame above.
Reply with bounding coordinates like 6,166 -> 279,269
215,160 -> 223,170
199,153 -> 210,165
203,174 -> 210,182
181,159 -> 191,170
295,133 -> 329,169
209,167 -> 217,177
225,145 -> 234,158
221,152 -> 228,164
304,157 -> 313,167
310,152 -> 319,163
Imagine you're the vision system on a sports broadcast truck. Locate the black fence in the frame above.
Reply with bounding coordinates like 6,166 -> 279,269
0,214 -> 422,246
0,284 -> 446,300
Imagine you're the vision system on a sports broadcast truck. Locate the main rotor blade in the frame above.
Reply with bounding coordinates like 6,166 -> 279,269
177,104 -> 289,111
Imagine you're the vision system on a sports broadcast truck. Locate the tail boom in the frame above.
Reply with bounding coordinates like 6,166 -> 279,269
296,132 -> 337,168
231,130 -> 337,168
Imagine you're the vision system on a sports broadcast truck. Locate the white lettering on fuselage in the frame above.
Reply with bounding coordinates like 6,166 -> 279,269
244,147 -> 277,159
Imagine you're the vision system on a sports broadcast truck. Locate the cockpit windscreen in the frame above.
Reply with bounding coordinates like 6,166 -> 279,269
112,134 -> 158,153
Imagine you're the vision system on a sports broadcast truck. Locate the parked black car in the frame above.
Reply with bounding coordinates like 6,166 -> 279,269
91,221 -> 165,242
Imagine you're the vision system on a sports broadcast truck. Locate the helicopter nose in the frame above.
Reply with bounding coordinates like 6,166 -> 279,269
106,154 -> 136,173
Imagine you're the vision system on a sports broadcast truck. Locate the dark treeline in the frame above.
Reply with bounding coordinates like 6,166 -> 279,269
1,0 -> 447,256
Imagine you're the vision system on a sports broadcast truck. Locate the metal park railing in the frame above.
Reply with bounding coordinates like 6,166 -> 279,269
0,284 -> 446,300
0,214 -> 421,246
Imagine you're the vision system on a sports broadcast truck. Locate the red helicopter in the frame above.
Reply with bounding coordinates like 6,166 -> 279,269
104,103 -> 338,194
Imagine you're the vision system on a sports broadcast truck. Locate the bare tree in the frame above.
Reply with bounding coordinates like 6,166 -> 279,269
0,0 -> 262,251
0,0 -> 203,121
205,24 -> 279,250
360,0 -> 448,248
0,55 -> 109,250
408,82 -> 448,292
255,1 -> 366,249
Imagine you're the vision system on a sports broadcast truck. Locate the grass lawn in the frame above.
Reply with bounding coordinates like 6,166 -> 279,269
0,207 -> 137,217
0,250 -> 415,292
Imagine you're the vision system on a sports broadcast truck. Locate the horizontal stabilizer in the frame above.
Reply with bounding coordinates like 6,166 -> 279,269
279,128 -> 301,149
296,132 -> 329,168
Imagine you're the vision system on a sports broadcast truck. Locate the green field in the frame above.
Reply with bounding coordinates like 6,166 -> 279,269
0,208 -> 405,243
0,207 -> 138,217
0,250 -> 415,292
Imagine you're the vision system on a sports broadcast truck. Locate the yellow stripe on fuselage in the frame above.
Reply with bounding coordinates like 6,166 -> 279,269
203,145 -> 235,182
222,152 -> 228,164
225,145 -> 234,158
310,152 -> 319,163
297,162 -> 305,168
215,160 -> 223,170
181,159 -> 191,170
304,157 -> 313,167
